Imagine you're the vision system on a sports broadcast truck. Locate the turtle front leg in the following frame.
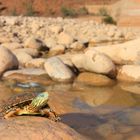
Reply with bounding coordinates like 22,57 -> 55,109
40,108 -> 61,122
4,108 -> 21,119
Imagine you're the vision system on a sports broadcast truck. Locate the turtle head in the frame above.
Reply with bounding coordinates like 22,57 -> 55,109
30,92 -> 49,109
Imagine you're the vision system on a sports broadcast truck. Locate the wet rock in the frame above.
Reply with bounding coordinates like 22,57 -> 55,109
44,57 -> 75,82
3,73 -> 54,86
117,65 -> 140,82
0,117 -> 87,140
0,46 -> 18,76
74,72 -> 115,87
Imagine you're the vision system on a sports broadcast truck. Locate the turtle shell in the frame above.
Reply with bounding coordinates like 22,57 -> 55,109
0,92 -> 39,115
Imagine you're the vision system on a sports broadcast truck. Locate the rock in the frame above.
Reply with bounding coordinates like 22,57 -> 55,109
92,35 -> 111,43
57,54 -> 74,67
3,73 -> 54,86
71,53 -> 85,70
49,45 -> 65,56
84,49 -> 116,75
124,32 -> 135,40
15,52 -> 33,66
75,72 -> 115,87
127,135 -> 140,140
3,68 -> 46,77
1,42 -> 23,50
13,48 -> 40,57
0,117 -> 87,140
44,57 -> 75,82
117,65 -> 140,82
25,58 -> 47,68
0,46 -> 18,76
24,36 -> 44,50
94,38 -> 140,65
107,27 -> 116,37
72,50 -> 116,76
0,34 -> 11,43
119,82 -> 140,95
57,32 -> 74,46
70,42 -> 85,51
49,25 -> 63,34
44,37 -> 57,48
114,30 -> 124,39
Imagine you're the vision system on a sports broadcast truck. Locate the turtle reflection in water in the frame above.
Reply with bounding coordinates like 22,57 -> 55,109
0,92 -> 60,122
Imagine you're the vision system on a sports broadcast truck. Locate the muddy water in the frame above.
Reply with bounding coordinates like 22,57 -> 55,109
0,79 -> 140,140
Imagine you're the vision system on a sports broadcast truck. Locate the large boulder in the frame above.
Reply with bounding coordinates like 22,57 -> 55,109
0,117 -> 87,140
117,65 -> 140,82
94,38 -> 140,64
44,57 -> 75,82
0,46 -> 18,76
72,50 -> 116,76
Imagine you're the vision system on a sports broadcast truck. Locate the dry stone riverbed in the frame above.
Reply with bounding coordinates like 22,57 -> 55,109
0,16 -> 139,140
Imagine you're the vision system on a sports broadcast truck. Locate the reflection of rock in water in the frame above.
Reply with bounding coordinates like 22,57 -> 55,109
61,113 -> 106,140
72,85 -> 138,107
108,107 -> 140,126
62,107 -> 140,140
0,82 -> 13,102
0,77 -> 140,140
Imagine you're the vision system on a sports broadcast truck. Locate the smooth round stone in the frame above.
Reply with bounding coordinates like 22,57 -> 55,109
74,72 -> 115,87
3,68 -> 46,77
0,46 -> 18,76
44,57 -> 75,82
117,65 -> 140,82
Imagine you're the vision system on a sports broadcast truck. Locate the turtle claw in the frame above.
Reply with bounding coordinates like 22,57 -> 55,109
48,116 -> 61,122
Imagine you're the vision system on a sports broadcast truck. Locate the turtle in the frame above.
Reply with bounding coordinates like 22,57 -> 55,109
0,92 -> 60,121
